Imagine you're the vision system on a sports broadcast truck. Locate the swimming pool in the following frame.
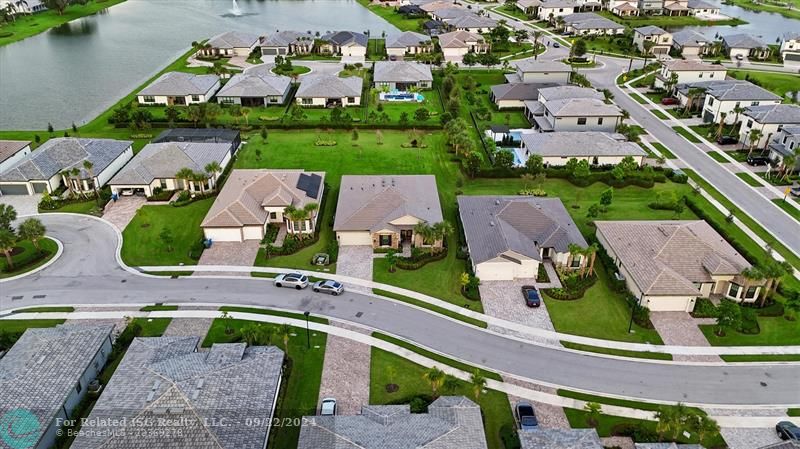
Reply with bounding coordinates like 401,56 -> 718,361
379,91 -> 425,102
500,148 -> 525,167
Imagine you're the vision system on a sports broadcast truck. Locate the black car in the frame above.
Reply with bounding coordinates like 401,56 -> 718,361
746,154 -> 770,166
521,286 -> 541,308
515,402 -> 538,431
777,421 -> 800,441
716,135 -> 737,145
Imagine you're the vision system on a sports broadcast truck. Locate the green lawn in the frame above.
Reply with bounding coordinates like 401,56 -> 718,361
121,198 -> 214,266
707,151 -> 729,163
700,316 -> 800,346
202,318 -> 326,449
218,306 -> 330,324
12,306 -> 74,313
373,289 -> 488,327
673,126 -> 701,143
0,0 -> 127,47
721,354 -> 800,362
491,4 -> 533,21
651,109 -> 668,120
0,238 -> 59,279
772,198 -> 800,223
370,348 -> 514,449
735,171 -> 762,187
41,198 -> 104,215
139,304 -> 179,312
367,38 -> 386,61
728,0 -> 800,19
727,70 -> 800,100
650,142 -> 677,159
133,317 -> 172,337
597,9 -> 745,26
367,87 -> 444,124
561,341 -> 672,360
454,71 -> 530,132
789,408 -> 800,417
0,319 -> 65,336
355,0 -> 424,31
558,390 -> 704,414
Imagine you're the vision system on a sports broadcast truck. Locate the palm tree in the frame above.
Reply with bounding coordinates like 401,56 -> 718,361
642,40 -> 656,67
229,105 -> 242,125
739,266 -> 763,302
204,161 -> 222,185
422,366 -> 445,397
175,167 -> 195,192
0,228 -> 17,269
60,169 -> 74,197
0,204 -> 17,232
186,105 -> 202,127
566,242 -> 584,271
69,167 -> 83,197
730,105 -> 745,133
654,406 -> 680,441
684,87 -> 704,115
83,160 -> 100,203
690,413 -> 720,443
17,218 -> 46,251
241,323 -> 262,346
192,171 -> 207,195
279,323 -> 292,356
584,402 -> 602,427
780,146 -> 800,180
284,203 -> 319,240
758,260 -> 791,306
413,222 -> 435,248
747,128 -> 763,156
715,112 -> 727,140
442,374 -> 460,394
469,369 -> 486,402
431,221 -> 453,254
241,107 -> 252,126
532,31 -> 543,60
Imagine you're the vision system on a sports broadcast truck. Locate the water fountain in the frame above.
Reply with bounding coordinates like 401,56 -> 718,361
230,0 -> 242,16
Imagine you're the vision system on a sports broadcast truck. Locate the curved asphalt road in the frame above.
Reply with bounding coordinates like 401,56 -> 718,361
1,215 -> 798,406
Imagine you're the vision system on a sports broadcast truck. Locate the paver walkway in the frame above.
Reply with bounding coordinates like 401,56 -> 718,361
479,279 -> 561,346
317,331 -> 371,416
649,312 -> 720,362
336,245 -> 374,293
195,241 -> 260,277
539,263 -> 562,289
502,375 -> 569,429
102,197 -> 147,231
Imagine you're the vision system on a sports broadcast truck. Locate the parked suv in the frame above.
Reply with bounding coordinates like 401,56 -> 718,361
515,402 -> 538,431
273,273 -> 309,290
716,135 -> 737,145
746,154 -> 770,166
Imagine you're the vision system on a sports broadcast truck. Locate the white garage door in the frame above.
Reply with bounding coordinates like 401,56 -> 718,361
645,296 -> 693,312
476,262 -> 514,281
204,227 -> 243,242
337,231 -> 372,246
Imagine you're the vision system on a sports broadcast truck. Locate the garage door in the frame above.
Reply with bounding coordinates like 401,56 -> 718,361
0,184 -> 29,195
337,231 -> 372,246
31,182 -> 48,194
263,48 -> 277,55
204,227 -> 243,242
645,296 -> 693,312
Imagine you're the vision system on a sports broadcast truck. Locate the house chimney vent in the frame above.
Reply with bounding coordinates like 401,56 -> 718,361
489,221 -> 495,227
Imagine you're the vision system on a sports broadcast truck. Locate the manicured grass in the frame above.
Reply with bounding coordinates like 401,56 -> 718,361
736,171 -> 763,187
727,70 -> 800,100
491,4 -> 533,21
561,342 -> 673,361
373,289 -> 488,327
11,306 -> 74,313
557,390 -> 704,414
0,0 -> 127,47
367,38 -> 386,61
0,238 -> 59,279
699,316 -> 800,346
789,408 -> 800,417
218,306 -> 330,324
274,65 -> 311,76
576,34 -> 637,56
121,198 -> 214,266
725,150 -> 749,162
651,109 -> 668,120
41,199 -> 104,215
133,317 -> 172,337
202,318 -> 326,449
543,264 -> 665,345
597,9 -> 745,26
725,0 -> 800,19
367,87 -> 444,123
721,354 -> 800,362
0,319 -> 65,335
454,71 -> 530,132
139,304 -> 179,312
370,347 -> 514,449
772,198 -> 800,223
672,126 -> 701,143
372,331 -> 501,380
650,141 -> 677,159
707,151 -> 730,163
355,0 -> 424,31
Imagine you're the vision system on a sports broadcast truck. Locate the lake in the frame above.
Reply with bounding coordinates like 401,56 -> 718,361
664,0 -> 799,43
0,0 -> 398,130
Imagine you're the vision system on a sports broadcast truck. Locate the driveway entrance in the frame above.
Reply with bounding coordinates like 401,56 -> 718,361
336,245 -> 373,293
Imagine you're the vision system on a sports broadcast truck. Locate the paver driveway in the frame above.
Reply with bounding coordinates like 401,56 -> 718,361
336,245 -> 373,293
649,312 -> 720,362
195,240 -> 260,277
479,279 -> 560,346
103,196 -> 147,231
317,326 -> 371,416
1,194 -> 41,217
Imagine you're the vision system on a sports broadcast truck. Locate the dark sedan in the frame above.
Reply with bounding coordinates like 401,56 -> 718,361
521,286 -> 541,308
777,421 -> 800,441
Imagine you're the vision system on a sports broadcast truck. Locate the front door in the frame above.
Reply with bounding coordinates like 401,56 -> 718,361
400,229 -> 413,243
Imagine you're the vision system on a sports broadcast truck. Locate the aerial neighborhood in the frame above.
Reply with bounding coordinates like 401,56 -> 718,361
0,0 -> 799,449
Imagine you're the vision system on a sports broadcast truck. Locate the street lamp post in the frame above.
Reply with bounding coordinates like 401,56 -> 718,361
304,311 -> 311,349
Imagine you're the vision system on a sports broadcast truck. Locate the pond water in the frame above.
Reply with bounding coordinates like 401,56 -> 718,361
0,0 -> 398,130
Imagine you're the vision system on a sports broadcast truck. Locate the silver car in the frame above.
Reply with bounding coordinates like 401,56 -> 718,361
312,280 -> 344,296
273,273 -> 309,290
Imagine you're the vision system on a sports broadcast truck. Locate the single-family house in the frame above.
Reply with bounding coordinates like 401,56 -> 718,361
780,32 -> 800,64
610,0 -> 640,16
693,80 -> 781,124
491,82 -> 558,109
637,0 -> 664,15
333,175 -> 444,249
524,86 -> 622,132
0,138 -> 133,196
137,72 -> 221,106
202,31 -> 260,57
738,104 -> 800,148
444,13 -> 499,33
0,0 -> 47,14
722,33 -> 771,60
216,72 -> 292,107
153,128 -> 241,148
373,61 -> 433,90
506,59 -> 572,84
561,12 -> 625,35
108,141 -> 233,197
0,140 -> 32,174
537,0 -> 578,21
298,397 -> 488,449
420,0 -> 457,13
320,30 -> 369,59
653,60 -> 726,91
438,30 -> 490,63
516,0 -> 542,16
520,132 -> 647,166
767,126 -> 800,172
595,220 -> 763,311
201,169 -> 325,242
259,30 -> 316,56
70,336 -> 284,449
295,75 -> 363,107
458,196 -> 588,280
398,4 -> 427,16
385,31 -> 433,58
663,0 -> 690,15
519,429 -> 603,449
423,19 -> 448,35
633,26 -> 673,57
430,6 -> 471,21
671,30 -> 714,58
0,324 -> 113,449
575,0 -> 603,11
687,0 -> 720,15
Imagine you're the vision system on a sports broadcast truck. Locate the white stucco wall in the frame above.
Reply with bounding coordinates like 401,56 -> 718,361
552,116 -> 620,132
0,143 -> 31,173
702,95 -> 781,124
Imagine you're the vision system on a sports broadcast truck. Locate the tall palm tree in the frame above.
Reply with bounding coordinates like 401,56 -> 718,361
730,105 -> 745,133
431,221 -> 453,254
175,167 -> 195,192
60,169 -> 74,197
422,367 -> 445,397
279,323 -> 292,356
739,266 -> 763,301
413,222 -> 435,247
284,203 -> 319,240
0,228 -> 17,269
654,406 -> 680,441
566,243 -> 584,271
83,160 -> 99,203
442,374 -> 460,394
780,146 -> 800,180
204,161 -> 222,184
684,87 -> 704,115
17,218 -> 46,251
715,112 -> 727,140
469,369 -> 486,402
691,414 -> 720,443
69,167 -> 82,197
241,107 -> 252,126
747,128 -> 763,156
532,31 -> 543,60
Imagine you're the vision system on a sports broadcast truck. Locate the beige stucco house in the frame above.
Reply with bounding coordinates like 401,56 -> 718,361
633,26 -> 673,57
595,220 -> 763,312
295,75 -> 363,108
201,169 -> 325,242
137,72 -> 221,106
437,30 -> 489,63
333,175 -> 444,249
203,31 -> 260,57
653,60 -> 726,91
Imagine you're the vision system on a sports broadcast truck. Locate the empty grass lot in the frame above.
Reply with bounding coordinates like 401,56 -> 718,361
707,151 -> 729,163
355,0 -> 424,31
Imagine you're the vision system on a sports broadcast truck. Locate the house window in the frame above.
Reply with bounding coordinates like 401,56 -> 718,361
727,283 -> 741,299
597,117 -> 603,125
76,381 -> 82,393
219,97 -> 234,104
751,101 -> 759,106
744,286 -> 758,299
301,98 -> 313,105
270,212 -> 277,219
577,117 -> 587,125
570,255 -> 582,268
142,96 -> 155,103
379,234 -> 392,246
709,73 -> 715,78
734,101 -> 740,108
293,221 -> 302,231
746,119 -> 753,127
347,97 -> 356,104
192,95 -> 201,102
269,97 -> 279,103
708,97 -> 714,106
791,142 -> 796,150
301,220 -> 308,232
698,73 -> 703,78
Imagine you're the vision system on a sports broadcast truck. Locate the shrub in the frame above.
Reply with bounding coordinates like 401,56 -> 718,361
499,423 -> 521,449
517,188 -> 547,196
691,297 -> 719,318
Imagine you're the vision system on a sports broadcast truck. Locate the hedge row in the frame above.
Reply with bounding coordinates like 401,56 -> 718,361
396,248 -> 448,270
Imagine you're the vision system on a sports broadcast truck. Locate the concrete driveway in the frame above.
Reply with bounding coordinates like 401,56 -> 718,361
1,194 -> 41,217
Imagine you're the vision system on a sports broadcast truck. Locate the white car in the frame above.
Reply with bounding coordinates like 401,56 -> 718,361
273,273 -> 309,290
320,398 -> 336,416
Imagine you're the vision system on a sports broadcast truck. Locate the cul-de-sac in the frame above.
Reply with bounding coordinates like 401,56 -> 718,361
0,0 -> 799,448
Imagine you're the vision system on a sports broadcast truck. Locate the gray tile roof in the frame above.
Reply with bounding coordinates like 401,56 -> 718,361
208,31 -> 260,49
676,80 -> 780,102
514,59 -> 572,73
434,6 -> 472,19
671,30 -> 711,47
662,60 -> 725,72
538,85 -> 604,102
0,324 -> 113,448
216,72 -> 291,98
374,61 -> 433,83
334,175 -> 443,233
109,142 -> 231,186
784,32 -> 800,41
445,13 -> 498,29
296,75 -> 363,99
458,196 -> 587,264
0,137 -> 132,182
386,31 -> 432,49
521,132 -> 646,157
260,30 -> 315,47
547,98 -> 622,117
635,444 -> 705,449
519,429 -> 603,449
491,83 -> 558,101
0,140 -> 30,164
758,442 -> 800,449
595,220 -> 752,296
563,12 -> 624,30
635,25 -> 668,36
323,30 -> 368,48
438,30 -> 485,48
723,33 -> 767,49
743,104 -> 800,124
139,71 -> 220,97
687,0 -> 717,9
539,0 -> 579,8
70,337 -> 284,449
297,396 -> 488,449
